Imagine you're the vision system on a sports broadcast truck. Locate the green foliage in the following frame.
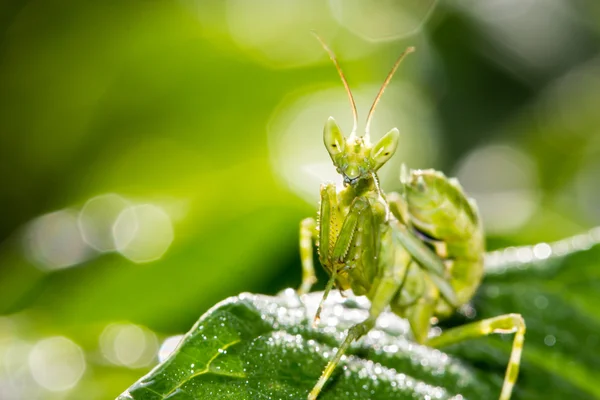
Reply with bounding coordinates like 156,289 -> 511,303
120,243 -> 600,400
118,291 -> 496,400
1,1 -> 600,399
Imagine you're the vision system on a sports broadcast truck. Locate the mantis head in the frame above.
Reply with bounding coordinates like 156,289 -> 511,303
324,117 -> 399,185
313,32 -> 414,187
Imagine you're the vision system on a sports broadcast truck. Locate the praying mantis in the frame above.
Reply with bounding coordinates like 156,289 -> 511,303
298,34 -> 526,400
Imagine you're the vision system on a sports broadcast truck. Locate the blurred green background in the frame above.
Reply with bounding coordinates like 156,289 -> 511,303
1,0 -> 600,398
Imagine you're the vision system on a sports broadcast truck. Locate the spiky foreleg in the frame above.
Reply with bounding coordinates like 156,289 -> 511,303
309,220 -> 405,400
312,194 -> 368,325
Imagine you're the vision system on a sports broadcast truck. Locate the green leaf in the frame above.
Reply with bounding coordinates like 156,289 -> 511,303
118,290 -> 496,400
119,238 -> 600,400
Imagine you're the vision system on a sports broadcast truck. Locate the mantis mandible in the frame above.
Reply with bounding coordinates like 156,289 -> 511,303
298,34 -> 526,400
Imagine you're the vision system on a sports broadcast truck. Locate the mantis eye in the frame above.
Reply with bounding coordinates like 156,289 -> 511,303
323,117 -> 345,157
371,128 -> 399,169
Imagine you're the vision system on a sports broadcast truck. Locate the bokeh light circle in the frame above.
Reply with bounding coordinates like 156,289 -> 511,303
454,144 -> 539,234
24,209 -> 93,270
113,204 -> 174,263
329,0 -> 438,41
78,193 -> 130,252
28,336 -> 85,392
100,323 -> 158,368
226,0 -> 337,68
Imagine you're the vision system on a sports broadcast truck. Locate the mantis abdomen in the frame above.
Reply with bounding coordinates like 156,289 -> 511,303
397,168 -> 485,317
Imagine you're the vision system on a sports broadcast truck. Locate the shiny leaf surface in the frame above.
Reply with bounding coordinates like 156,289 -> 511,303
120,239 -> 600,399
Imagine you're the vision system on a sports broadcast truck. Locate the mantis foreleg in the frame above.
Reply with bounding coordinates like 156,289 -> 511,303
310,199 -> 410,400
309,237 -> 408,400
313,190 -> 374,323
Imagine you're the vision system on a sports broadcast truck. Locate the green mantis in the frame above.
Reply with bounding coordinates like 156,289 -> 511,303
298,35 -> 526,400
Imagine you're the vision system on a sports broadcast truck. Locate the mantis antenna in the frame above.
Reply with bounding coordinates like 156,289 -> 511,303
312,32 -> 359,139
364,46 -> 415,142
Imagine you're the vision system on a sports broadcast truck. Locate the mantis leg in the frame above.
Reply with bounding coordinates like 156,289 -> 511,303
388,193 -> 448,277
309,226 -> 404,400
403,262 -> 438,344
392,222 -> 458,308
426,313 -> 526,400
298,217 -> 318,295
308,271 -> 404,400
317,184 -> 337,267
